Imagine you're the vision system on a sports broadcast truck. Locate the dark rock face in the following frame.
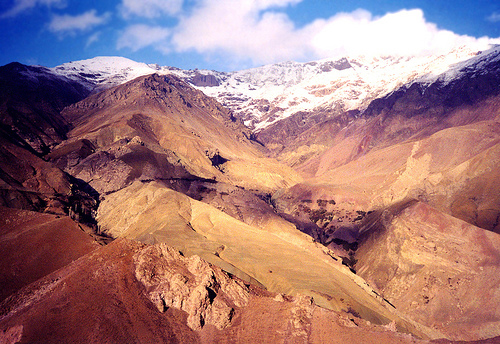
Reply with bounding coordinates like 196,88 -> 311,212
320,58 -> 353,72
361,52 -> 500,142
0,62 -> 90,155
190,72 -> 220,87
364,58 -> 500,120
0,136 -> 99,226
205,149 -> 229,170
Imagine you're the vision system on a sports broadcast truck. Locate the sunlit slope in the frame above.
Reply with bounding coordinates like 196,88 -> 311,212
97,180 -> 442,339
55,73 -> 301,194
278,119 -> 500,234
356,201 -> 500,341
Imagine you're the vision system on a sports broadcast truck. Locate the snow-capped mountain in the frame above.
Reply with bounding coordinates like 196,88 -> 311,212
50,45 -> 499,131
195,46 -> 484,130
52,56 -> 166,92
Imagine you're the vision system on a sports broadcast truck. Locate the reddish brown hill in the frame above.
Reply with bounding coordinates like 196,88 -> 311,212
0,207 -> 100,302
0,239 -> 432,344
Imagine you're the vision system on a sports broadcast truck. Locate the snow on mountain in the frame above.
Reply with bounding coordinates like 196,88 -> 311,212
430,45 -> 500,85
192,45 -> 486,131
50,45 -> 498,131
51,56 -> 164,92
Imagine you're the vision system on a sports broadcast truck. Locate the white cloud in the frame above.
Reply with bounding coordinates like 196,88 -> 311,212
120,0 -> 183,18
308,9 -> 492,58
48,10 -> 110,35
110,0 -> 500,68
117,24 -> 171,52
86,31 -> 101,48
1,0 -> 65,18
487,12 -> 500,23
171,0 -> 305,64
167,1 -> 499,67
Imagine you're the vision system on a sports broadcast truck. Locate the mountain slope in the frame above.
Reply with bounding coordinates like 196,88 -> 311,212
0,207 -> 100,303
0,62 -> 89,155
269,45 -> 500,234
2,45 -> 500,342
356,201 -> 500,341
0,239 -> 431,344
53,73 -> 300,194
96,180 -> 441,339
49,73 -> 437,337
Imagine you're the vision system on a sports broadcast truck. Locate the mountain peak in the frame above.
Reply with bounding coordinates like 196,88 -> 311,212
51,56 -> 159,92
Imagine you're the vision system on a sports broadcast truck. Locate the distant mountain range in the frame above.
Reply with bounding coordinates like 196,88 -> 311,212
49,45 -> 496,131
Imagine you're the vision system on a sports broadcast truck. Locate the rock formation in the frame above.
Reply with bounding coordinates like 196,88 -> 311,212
134,243 -> 249,330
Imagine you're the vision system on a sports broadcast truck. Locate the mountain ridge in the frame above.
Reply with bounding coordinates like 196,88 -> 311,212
48,45 -> 496,132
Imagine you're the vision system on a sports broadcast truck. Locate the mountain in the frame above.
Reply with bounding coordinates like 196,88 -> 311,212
2,45 -> 500,343
50,46 -> 485,132
0,62 -> 89,155
47,73 -> 427,336
0,63 -> 97,221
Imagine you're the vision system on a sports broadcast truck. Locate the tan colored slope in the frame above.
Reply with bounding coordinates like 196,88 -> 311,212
55,74 -> 301,194
269,92 -> 500,180
278,120 -> 500,233
97,180 -> 443,340
356,201 -> 500,341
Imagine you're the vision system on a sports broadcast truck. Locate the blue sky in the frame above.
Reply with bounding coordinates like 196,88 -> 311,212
1,0 -> 500,71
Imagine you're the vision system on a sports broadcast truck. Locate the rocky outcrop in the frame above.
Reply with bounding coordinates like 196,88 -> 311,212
0,238 -> 432,343
134,243 -> 249,330
190,73 -> 220,87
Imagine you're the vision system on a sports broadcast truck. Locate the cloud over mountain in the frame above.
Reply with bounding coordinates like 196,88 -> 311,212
117,0 -> 500,67
117,24 -> 171,52
307,9 -> 495,58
